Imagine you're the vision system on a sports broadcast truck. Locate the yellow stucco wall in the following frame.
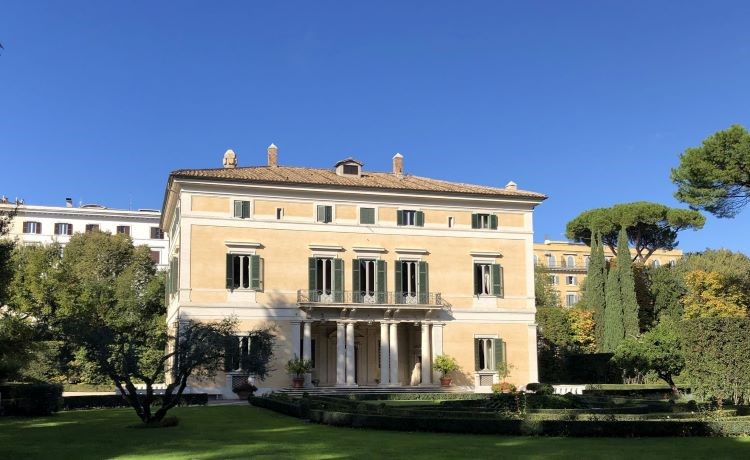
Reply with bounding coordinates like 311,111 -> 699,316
335,204 -> 357,221
499,212 -> 525,227
254,200 -> 312,218
191,195 -> 229,213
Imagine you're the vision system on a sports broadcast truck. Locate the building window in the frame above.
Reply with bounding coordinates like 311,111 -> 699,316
308,257 -> 343,302
224,335 -> 254,372
116,225 -> 130,236
473,263 -> 504,297
566,293 -> 579,307
166,257 -> 179,296
397,210 -> 423,227
474,338 -> 505,372
22,221 -> 42,234
533,255 -> 539,265
546,255 -> 556,267
342,164 -> 359,175
396,260 -> 428,304
149,250 -> 160,265
448,216 -> 454,228
471,213 -> 498,230
566,255 -> 575,268
233,200 -> 251,219
226,254 -> 263,290
549,275 -> 559,285
85,224 -> 99,233
316,205 -> 333,223
584,255 -> 590,268
353,259 -> 385,303
359,207 -> 375,225
54,223 -> 73,236
566,275 -> 577,286
276,208 -> 284,220
652,259 -> 661,268
150,227 -> 164,239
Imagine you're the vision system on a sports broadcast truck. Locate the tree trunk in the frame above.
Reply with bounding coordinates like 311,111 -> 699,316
661,373 -> 680,397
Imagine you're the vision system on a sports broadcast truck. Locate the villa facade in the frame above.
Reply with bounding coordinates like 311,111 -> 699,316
161,145 -> 546,396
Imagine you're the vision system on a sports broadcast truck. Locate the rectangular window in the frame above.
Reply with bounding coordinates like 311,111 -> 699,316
359,207 -> 375,225
448,216 -> 454,228
343,164 -> 359,175
276,208 -> 284,220
397,210 -> 424,227
308,257 -> 343,302
549,275 -> 559,285
22,221 -> 42,234
316,205 -> 333,223
395,260 -> 428,304
474,338 -> 506,372
54,223 -> 73,235
85,224 -> 99,233
149,250 -> 160,264
233,200 -> 251,219
566,293 -> 579,307
566,275 -> 577,285
116,225 -> 130,236
150,227 -> 164,239
472,213 -> 498,230
226,254 -> 263,291
474,263 -> 504,297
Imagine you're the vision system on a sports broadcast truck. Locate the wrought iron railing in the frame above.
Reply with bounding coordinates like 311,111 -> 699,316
297,290 -> 442,306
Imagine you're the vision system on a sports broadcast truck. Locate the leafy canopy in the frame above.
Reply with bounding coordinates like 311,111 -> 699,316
672,124 -> 750,218
565,202 -> 704,262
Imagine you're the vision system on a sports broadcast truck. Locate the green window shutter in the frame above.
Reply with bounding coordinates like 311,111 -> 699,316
352,259 -> 361,303
415,211 -> 424,227
333,258 -> 344,302
394,262 -> 403,303
493,338 -> 506,370
396,210 -> 404,226
242,201 -> 251,218
250,255 -> 262,290
471,213 -> 479,229
418,261 -> 429,303
226,254 -> 234,289
360,207 -> 375,225
473,264 -> 481,295
308,257 -> 317,297
474,338 -> 481,371
234,201 -> 243,218
490,214 -> 498,230
492,264 -> 504,298
325,206 -> 333,223
317,205 -> 325,223
376,260 -> 386,303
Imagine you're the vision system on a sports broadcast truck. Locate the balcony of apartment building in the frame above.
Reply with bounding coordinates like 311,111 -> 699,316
534,254 -> 588,273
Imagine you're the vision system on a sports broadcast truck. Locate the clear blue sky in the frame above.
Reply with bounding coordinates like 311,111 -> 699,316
2,1 -> 749,253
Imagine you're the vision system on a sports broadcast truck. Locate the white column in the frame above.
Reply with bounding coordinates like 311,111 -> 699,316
431,322 -> 444,383
389,322 -> 399,385
379,322 -> 390,385
528,324 -> 539,384
420,323 -> 431,385
345,322 -> 356,386
302,322 -> 312,362
290,321 -> 301,359
336,322 -> 345,385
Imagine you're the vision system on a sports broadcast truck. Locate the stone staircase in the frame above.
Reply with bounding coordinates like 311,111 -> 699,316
277,385 -> 473,397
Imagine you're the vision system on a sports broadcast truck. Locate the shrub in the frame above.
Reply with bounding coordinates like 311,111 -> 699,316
62,393 -> 208,411
526,383 -> 555,395
0,382 -> 63,416
432,355 -> 459,378
491,382 -> 516,394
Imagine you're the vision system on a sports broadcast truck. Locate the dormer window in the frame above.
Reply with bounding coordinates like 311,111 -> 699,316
335,158 -> 363,177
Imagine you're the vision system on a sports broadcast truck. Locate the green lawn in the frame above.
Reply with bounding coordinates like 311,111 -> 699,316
1,405 -> 749,459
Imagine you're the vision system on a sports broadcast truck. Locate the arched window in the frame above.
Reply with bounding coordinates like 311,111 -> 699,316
652,259 -> 660,268
546,255 -> 556,267
566,255 -> 575,268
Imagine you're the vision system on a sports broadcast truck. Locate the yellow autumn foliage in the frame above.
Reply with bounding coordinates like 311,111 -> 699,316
569,308 -> 596,353
682,270 -> 749,319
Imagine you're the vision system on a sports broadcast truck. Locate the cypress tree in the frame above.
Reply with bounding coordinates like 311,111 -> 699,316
585,232 -> 607,350
617,227 -> 640,338
603,256 -> 624,352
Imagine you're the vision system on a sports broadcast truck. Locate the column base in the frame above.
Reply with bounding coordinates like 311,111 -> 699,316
336,383 -> 359,387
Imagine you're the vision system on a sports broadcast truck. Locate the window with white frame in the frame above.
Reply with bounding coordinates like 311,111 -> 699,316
566,275 -> 577,285
85,224 -> 99,233
116,225 -> 130,236
474,337 -> 506,372
549,274 -> 559,285
473,263 -> 504,297
308,257 -> 343,301
397,209 -> 423,226
652,259 -> 660,268
546,255 -> 556,267
396,260 -> 428,304
23,221 -> 42,234
233,200 -> 251,219
471,213 -> 497,230
226,253 -> 263,291
566,255 -> 575,267
359,207 -> 375,225
54,223 -> 73,235
316,205 -> 333,223
353,258 -> 385,303
566,293 -> 579,307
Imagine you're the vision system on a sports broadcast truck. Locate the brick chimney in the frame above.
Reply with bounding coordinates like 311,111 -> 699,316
267,143 -> 278,167
392,153 -> 403,176
223,149 -> 237,169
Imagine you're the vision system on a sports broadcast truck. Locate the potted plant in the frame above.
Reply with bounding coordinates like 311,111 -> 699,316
232,381 -> 257,399
432,355 -> 460,387
286,356 -> 313,389
496,362 -> 515,393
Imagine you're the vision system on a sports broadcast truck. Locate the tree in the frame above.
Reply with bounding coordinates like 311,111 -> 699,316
7,231 -> 276,424
603,258 -> 624,352
582,232 -> 607,349
612,317 -> 684,395
565,202 -> 704,263
534,265 -> 560,309
682,270 -> 749,319
648,265 -> 685,320
616,227 -> 640,338
0,204 -> 17,303
672,124 -> 750,218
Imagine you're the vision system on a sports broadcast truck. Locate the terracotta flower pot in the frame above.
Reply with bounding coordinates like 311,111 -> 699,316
292,377 -> 304,389
440,377 -> 452,387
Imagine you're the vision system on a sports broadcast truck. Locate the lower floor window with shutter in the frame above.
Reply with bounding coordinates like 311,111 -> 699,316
226,254 -> 263,291
473,263 -> 504,297
474,337 -> 506,372
308,257 -> 344,302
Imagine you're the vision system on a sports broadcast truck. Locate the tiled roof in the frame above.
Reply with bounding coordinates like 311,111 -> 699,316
170,166 -> 546,199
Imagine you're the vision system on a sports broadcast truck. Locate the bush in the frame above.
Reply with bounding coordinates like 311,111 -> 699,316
491,382 -> 516,394
526,383 -> 555,395
61,393 -> 208,411
0,382 -> 63,416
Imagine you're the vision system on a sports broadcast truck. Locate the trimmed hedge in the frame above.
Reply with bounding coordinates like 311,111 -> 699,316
62,393 -> 209,411
249,396 -> 307,418
0,383 -> 63,416
341,393 -> 484,402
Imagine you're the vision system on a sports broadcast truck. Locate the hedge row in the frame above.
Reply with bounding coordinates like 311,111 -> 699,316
307,409 -> 750,437
0,383 -> 63,416
62,393 -> 208,410
342,393 -> 484,401
249,396 -> 307,418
